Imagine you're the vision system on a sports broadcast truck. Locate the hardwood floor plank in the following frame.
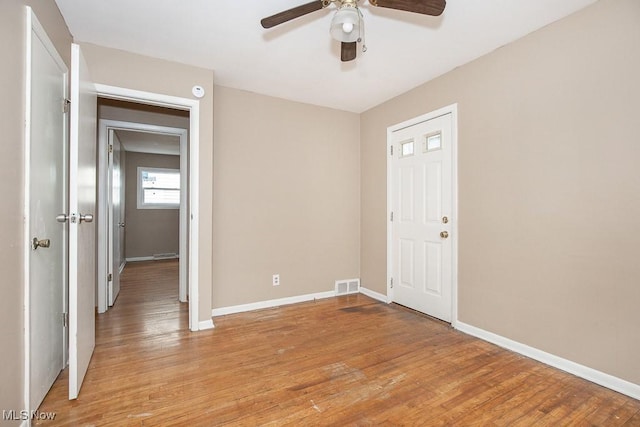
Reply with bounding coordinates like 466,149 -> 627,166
35,260 -> 640,425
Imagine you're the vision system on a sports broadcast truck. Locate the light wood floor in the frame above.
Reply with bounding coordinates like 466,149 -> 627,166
37,260 -> 640,426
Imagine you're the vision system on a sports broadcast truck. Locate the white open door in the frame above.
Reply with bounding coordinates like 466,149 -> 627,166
108,130 -> 123,305
69,43 -> 97,399
25,8 -> 67,410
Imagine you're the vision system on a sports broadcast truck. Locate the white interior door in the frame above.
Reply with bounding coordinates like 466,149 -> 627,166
119,154 -> 126,271
69,43 -> 97,400
390,113 -> 453,322
108,131 -> 122,305
26,10 -> 67,410
118,141 -> 126,273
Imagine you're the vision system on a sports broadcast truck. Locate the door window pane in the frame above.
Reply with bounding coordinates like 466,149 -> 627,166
401,140 -> 415,157
425,132 -> 442,152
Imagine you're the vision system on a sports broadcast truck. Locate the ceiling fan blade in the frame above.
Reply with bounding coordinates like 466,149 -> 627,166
341,42 -> 357,62
369,0 -> 446,16
261,1 -> 326,29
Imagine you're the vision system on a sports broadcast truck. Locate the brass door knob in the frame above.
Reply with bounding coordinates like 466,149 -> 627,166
440,231 -> 449,239
32,238 -> 51,250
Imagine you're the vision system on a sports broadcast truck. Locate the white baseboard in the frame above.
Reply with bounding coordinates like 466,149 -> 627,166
198,319 -> 215,331
456,321 -> 640,400
118,260 -> 126,274
125,256 -> 154,262
125,256 -> 179,262
212,291 -> 335,317
359,287 -> 388,303
211,288 -> 389,318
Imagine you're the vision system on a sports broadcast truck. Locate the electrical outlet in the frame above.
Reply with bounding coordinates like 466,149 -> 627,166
272,274 -> 280,286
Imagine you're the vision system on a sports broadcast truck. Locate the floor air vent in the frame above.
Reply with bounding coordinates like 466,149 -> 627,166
335,278 -> 360,296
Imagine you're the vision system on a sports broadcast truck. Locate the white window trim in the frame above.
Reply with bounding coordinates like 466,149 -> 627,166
137,166 -> 180,209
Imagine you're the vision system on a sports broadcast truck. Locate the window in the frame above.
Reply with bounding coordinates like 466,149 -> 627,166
424,132 -> 442,152
137,167 -> 180,209
401,139 -> 415,157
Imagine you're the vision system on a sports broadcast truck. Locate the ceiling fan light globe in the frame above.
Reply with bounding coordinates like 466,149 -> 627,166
329,7 -> 360,43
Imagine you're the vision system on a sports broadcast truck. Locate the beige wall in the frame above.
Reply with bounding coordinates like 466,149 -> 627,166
80,43 -> 214,322
361,0 -> 640,385
125,152 -> 181,258
0,0 -> 72,418
212,86 -> 360,307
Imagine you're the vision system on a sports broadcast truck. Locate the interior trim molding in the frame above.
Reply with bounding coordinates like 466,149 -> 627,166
212,291 -> 335,317
456,321 -> 640,400
359,287 -> 388,303
125,256 -> 155,262
198,319 -> 215,331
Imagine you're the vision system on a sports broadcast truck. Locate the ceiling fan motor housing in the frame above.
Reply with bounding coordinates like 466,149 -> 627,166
330,3 -> 362,43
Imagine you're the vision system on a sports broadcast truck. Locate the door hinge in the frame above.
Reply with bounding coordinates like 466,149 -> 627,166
108,144 -> 113,154
107,273 -> 113,282
390,277 -> 394,288
62,98 -> 70,113
62,312 -> 68,328
390,145 -> 394,156
390,211 -> 394,222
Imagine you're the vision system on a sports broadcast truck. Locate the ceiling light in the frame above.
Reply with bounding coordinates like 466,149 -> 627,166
330,6 -> 360,43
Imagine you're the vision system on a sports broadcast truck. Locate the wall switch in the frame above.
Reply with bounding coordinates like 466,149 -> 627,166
272,274 -> 280,286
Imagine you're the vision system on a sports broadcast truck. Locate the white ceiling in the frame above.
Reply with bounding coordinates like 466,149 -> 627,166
116,130 -> 180,156
55,0 -> 598,113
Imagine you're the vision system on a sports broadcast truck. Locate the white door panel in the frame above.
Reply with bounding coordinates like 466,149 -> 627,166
119,146 -> 126,273
425,162 -> 442,222
27,11 -> 67,409
399,166 -> 415,222
424,241 -> 442,295
109,131 -> 122,305
69,43 -> 97,400
391,113 -> 453,322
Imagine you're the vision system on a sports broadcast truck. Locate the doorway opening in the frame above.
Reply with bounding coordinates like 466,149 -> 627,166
97,98 -> 189,319
96,88 -> 200,331
386,104 -> 459,325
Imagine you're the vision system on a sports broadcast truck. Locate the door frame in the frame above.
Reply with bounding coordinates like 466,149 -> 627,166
97,119 -> 189,312
23,7 -> 69,412
386,103 -> 459,326
95,84 -> 200,332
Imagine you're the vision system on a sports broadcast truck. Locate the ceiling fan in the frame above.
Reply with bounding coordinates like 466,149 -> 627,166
261,0 -> 446,62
